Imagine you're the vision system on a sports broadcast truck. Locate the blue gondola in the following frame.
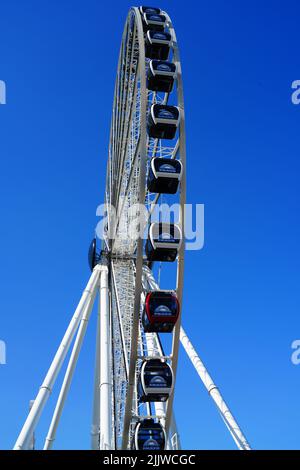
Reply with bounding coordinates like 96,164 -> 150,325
145,223 -> 182,262
145,30 -> 172,60
142,290 -> 180,333
147,157 -> 182,194
147,60 -> 176,93
138,359 -> 174,402
132,419 -> 166,450
147,104 -> 180,139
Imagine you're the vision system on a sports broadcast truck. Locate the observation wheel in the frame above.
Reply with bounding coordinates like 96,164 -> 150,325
13,6 -> 251,453
104,6 -> 186,450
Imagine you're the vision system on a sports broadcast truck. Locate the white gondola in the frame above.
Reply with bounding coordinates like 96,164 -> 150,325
147,104 -> 180,139
138,359 -> 174,402
139,6 -> 161,15
145,222 -> 182,262
147,157 -> 182,194
147,60 -> 176,93
145,30 -> 172,60
131,419 -> 166,450
142,13 -> 166,31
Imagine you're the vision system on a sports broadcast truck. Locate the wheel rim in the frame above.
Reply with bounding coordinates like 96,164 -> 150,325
104,7 -> 186,449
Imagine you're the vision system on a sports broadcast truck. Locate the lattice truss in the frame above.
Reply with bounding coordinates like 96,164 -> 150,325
110,260 -> 135,448
106,12 -> 143,256
110,259 -> 163,448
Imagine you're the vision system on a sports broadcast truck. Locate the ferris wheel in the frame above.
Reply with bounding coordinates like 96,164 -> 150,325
100,5 -> 186,450
13,6 -> 251,451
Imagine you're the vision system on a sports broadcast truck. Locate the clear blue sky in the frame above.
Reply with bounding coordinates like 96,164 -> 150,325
0,0 -> 300,450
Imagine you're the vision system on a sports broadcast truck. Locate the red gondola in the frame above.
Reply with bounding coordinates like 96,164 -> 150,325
142,290 -> 180,333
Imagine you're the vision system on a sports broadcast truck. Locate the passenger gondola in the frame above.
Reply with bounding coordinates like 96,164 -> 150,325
131,419 -> 166,450
138,359 -> 174,401
142,13 -> 166,32
88,238 -> 99,271
145,222 -> 182,262
145,30 -> 172,60
147,157 -> 182,194
147,104 -> 180,139
142,290 -> 180,332
147,60 -> 176,93
139,6 -> 161,15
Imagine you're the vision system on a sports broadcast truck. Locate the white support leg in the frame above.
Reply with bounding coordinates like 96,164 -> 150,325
99,266 -> 113,450
13,266 -> 101,450
28,401 -> 35,450
43,280 -> 99,450
91,293 -> 101,450
180,327 -> 251,450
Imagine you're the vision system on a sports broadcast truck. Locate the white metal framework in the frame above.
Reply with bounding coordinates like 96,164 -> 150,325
13,6 -> 251,451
